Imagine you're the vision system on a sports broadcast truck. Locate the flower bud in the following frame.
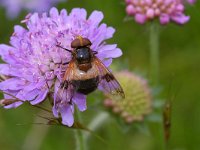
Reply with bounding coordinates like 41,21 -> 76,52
104,71 -> 152,123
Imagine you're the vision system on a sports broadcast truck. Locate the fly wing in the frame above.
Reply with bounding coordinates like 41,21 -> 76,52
93,57 -> 125,99
54,60 -> 76,109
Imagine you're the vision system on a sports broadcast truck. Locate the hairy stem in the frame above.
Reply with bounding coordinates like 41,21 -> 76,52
22,111 -> 49,150
75,109 -> 87,150
149,23 -> 165,150
149,23 -> 160,85
84,112 -> 110,141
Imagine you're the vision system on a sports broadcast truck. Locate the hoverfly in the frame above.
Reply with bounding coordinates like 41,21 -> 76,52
56,36 -> 125,104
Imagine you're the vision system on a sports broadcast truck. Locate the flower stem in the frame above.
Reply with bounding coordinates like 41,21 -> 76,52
149,23 -> 160,85
75,109 -> 87,150
149,23 -> 165,150
22,111 -> 49,150
84,112 -> 109,141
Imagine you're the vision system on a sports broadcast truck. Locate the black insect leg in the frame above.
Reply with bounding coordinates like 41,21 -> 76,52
68,98 -> 73,105
62,61 -> 69,65
92,51 -> 98,55
59,80 -> 68,89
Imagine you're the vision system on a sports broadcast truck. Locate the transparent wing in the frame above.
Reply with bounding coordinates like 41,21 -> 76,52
54,61 -> 76,110
93,57 -> 125,99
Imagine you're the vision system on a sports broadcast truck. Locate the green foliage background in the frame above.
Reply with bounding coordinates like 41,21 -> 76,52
0,0 -> 200,150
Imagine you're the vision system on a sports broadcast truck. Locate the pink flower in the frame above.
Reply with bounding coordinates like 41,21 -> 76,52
0,8 -> 122,126
0,0 -> 65,19
125,0 -> 190,25
185,0 -> 196,4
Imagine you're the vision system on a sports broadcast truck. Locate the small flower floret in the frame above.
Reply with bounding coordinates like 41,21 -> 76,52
125,0 -> 190,25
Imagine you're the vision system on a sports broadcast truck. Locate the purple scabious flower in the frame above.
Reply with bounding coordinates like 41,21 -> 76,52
125,0 -> 190,25
185,0 -> 196,4
0,7 -> 122,126
0,0 -> 65,19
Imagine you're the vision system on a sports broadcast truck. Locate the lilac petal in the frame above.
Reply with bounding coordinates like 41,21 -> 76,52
53,79 -> 60,118
0,78 -> 26,90
171,13 -> 190,24
53,105 -> 59,118
90,24 -> 107,49
49,7 -> 59,19
160,14 -> 170,25
60,105 -> 74,127
0,64 -> 9,74
18,89 -> 40,101
72,93 -> 87,112
105,27 -> 115,39
0,44 -> 17,64
98,48 -> 122,59
29,13 -> 40,27
60,9 -> 68,23
102,58 -> 113,67
134,14 -> 146,24
96,44 -> 117,53
2,90 -> 24,108
88,11 -> 104,27
4,90 -> 18,99
49,51 -> 62,64
0,64 -> 22,77
24,82 -> 41,92
53,80 -> 74,118
0,64 -> 26,77
4,101 -> 23,109
14,25 -> 26,34
53,79 -> 60,94
70,8 -> 87,20
30,89 -> 48,105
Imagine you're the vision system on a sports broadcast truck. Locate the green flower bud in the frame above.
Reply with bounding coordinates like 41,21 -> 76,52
104,71 -> 152,123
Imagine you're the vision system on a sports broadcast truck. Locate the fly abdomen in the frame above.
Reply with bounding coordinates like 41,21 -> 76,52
72,76 -> 99,95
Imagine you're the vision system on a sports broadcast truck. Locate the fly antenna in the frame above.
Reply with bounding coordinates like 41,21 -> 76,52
56,44 -> 72,53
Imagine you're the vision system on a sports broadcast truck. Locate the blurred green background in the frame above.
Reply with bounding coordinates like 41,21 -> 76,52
0,0 -> 200,150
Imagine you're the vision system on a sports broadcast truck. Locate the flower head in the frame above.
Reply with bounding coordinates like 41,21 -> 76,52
125,0 -> 190,25
0,0 -> 65,19
0,7 -> 122,126
185,0 -> 196,4
104,71 -> 151,123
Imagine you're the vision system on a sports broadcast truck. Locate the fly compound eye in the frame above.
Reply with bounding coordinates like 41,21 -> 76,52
76,47 -> 91,64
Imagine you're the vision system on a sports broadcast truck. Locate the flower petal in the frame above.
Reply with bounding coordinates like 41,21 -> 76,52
50,7 -> 59,19
72,93 -> 87,111
171,13 -> 190,24
71,8 -> 87,20
88,11 -> 104,27
4,101 -> 23,109
105,27 -> 115,39
0,78 -> 26,90
60,104 -> 74,127
97,48 -> 122,59
0,44 -> 17,64
134,14 -> 146,24
102,58 -> 113,67
30,89 -> 48,105
160,14 -> 170,25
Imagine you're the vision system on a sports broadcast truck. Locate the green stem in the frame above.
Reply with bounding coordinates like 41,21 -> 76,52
75,109 -> 87,150
84,112 -> 110,141
149,23 -> 160,85
149,23 -> 165,150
